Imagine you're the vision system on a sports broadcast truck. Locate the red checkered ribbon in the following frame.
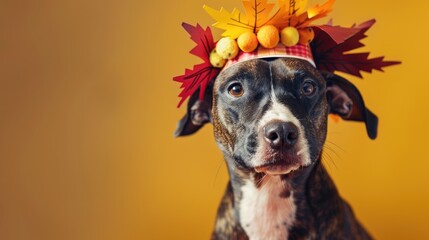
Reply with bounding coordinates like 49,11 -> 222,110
224,44 -> 315,69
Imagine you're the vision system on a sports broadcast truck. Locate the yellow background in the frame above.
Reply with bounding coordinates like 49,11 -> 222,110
0,0 -> 427,239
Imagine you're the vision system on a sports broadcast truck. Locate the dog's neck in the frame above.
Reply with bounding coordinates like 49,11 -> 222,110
223,157 -> 345,239
237,174 -> 297,240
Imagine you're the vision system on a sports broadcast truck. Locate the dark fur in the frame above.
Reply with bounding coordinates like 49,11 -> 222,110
176,58 -> 376,239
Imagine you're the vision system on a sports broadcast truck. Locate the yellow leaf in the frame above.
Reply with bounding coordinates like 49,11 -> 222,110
204,0 -> 333,38
203,5 -> 253,39
264,0 -> 289,28
299,0 -> 335,27
290,0 -> 308,15
286,0 -> 335,28
265,0 -> 308,29
242,0 -> 276,31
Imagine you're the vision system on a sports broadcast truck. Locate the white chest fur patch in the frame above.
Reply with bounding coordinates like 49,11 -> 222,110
239,176 -> 296,240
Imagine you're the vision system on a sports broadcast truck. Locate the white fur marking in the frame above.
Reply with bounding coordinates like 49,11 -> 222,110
250,77 -> 311,168
297,148 -> 305,156
240,176 -> 296,240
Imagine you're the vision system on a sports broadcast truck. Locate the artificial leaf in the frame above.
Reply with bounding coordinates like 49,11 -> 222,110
242,0 -> 276,32
293,0 -> 308,15
182,23 -> 215,62
173,23 -> 220,108
264,0 -> 291,28
307,0 -> 335,19
317,52 -> 400,77
174,63 -> 220,107
205,0 -> 307,38
312,19 -> 401,77
332,20 -> 376,53
203,5 -> 252,39
312,20 -> 374,57
323,25 -> 361,44
265,0 -> 308,29
293,0 -> 335,28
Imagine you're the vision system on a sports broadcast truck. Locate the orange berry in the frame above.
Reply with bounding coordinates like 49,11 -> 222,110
257,25 -> 279,49
237,32 -> 259,52
298,27 -> 315,45
280,27 -> 299,47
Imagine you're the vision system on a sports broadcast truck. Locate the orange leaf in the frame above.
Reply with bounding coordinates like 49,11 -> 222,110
329,114 -> 341,123
242,0 -> 276,31
265,0 -> 290,28
307,0 -> 335,19
296,0 -> 335,28
266,0 -> 308,29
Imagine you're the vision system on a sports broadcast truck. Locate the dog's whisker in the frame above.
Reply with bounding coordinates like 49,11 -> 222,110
261,174 -> 274,191
255,174 -> 267,187
321,153 -> 335,173
324,144 -> 342,161
325,140 -> 345,152
324,141 -> 344,163
321,148 -> 338,170
212,158 -> 226,188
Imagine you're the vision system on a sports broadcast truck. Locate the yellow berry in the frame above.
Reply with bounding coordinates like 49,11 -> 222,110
216,37 -> 239,60
280,27 -> 299,47
209,49 -> 227,68
257,25 -> 279,49
298,27 -> 315,45
237,32 -> 259,52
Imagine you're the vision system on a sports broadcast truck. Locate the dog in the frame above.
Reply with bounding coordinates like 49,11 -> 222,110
175,58 -> 376,239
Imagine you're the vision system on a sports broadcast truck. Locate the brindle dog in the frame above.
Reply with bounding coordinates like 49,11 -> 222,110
176,58 -> 376,240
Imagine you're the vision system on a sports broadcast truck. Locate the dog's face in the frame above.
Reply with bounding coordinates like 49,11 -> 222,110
175,58 -> 378,178
211,58 -> 327,175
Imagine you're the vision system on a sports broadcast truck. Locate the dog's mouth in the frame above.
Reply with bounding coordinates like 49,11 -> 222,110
253,151 -> 310,176
254,163 -> 301,176
254,161 -> 310,176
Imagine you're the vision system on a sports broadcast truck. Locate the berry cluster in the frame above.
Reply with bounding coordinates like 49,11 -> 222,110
210,25 -> 314,68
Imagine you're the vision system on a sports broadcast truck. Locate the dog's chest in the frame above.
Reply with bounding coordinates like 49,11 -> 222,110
239,176 -> 296,240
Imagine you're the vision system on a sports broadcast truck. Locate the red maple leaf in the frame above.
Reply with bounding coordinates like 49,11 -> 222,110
311,19 -> 401,78
173,23 -> 220,108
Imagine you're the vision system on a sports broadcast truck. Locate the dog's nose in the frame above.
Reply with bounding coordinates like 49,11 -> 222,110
263,121 -> 299,149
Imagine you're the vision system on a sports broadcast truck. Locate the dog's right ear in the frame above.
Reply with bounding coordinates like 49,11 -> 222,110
174,84 -> 213,137
322,72 -> 379,139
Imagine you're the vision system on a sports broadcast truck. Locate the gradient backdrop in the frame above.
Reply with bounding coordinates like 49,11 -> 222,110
0,0 -> 427,239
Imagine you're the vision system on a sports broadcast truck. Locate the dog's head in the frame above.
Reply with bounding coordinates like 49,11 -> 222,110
175,58 -> 378,177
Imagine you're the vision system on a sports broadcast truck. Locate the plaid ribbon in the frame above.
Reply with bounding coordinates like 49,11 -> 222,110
224,44 -> 315,69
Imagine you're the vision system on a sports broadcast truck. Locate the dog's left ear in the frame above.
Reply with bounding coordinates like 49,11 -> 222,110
322,72 -> 379,139
174,83 -> 213,137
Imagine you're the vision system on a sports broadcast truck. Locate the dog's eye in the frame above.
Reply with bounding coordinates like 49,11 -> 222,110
228,83 -> 244,97
301,81 -> 317,96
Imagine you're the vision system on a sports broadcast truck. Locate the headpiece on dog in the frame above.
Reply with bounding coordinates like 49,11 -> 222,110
173,0 -> 400,138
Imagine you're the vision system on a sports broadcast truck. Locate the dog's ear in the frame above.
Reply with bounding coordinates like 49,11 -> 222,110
322,72 -> 378,139
174,83 -> 213,137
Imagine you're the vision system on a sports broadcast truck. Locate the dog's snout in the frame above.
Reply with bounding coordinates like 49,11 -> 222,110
263,121 -> 299,149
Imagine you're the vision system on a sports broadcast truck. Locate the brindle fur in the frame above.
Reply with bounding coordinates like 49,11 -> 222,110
176,58 -> 375,239
211,161 -> 371,240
